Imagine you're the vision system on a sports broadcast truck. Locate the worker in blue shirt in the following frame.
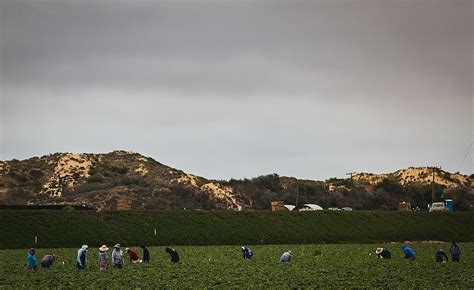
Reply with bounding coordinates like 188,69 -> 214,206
401,244 -> 415,261
27,248 -> 37,270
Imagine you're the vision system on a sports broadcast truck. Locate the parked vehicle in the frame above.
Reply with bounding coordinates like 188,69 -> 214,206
341,207 -> 353,211
429,202 -> 447,212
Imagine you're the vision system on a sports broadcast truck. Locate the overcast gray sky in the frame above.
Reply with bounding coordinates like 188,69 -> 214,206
0,0 -> 472,180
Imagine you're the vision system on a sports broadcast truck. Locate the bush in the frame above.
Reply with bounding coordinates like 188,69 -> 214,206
0,210 -> 472,249
451,188 -> 473,211
73,182 -> 111,194
113,176 -> 148,187
87,174 -> 104,183
62,206 -> 75,211
104,162 -> 128,175
377,178 -> 404,194
252,174 -> 282,192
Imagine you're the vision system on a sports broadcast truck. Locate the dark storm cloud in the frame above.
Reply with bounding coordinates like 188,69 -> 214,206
0,0 -> 472,179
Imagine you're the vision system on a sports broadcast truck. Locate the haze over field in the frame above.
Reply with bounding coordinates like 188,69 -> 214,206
0,0 -> 472,180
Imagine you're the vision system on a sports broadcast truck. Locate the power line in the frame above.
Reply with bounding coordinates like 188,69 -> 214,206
439,140 -> 473,170
457,141 -> 473,172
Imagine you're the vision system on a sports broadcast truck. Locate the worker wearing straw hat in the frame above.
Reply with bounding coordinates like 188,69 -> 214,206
98,245 -> 110,270
375,247 -> 391,259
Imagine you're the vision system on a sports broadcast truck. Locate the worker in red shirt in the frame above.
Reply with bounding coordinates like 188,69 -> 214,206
125,247 -> 140,263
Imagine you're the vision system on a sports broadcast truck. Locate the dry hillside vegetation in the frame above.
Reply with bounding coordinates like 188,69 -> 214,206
354,167 -> 471,190
175,174 -> 242,210
176,174 -> 199,187
394,167 -> 469,189
353,172 -> 390,184
200,183 -> 242,211
40,153 -> 93,197
0,162 -> 9,173
0,152 -> 472,210
134,163 -> 149,176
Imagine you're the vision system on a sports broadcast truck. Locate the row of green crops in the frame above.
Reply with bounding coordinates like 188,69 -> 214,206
1,243 -> 473,288
0,210 -> 473,249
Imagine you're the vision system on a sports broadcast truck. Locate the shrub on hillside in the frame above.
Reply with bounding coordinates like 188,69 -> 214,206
103,161 -> 128,175
376,178 -> 404,195
251,174 -> 282,192
113,176 -> 149,187
450,188 -> 473,211
62,206 -> 75,211
73,182 -> 112,194
87,174 -> 104,183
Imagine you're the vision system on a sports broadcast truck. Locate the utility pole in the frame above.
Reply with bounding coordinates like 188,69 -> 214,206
346,172 -> 356,184
431,166 -> 441,204
295,186 -> 299,208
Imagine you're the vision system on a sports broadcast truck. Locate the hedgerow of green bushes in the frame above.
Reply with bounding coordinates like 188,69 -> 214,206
1,210 -> 473,249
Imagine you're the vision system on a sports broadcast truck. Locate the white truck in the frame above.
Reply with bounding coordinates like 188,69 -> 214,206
429,202 -> 447,212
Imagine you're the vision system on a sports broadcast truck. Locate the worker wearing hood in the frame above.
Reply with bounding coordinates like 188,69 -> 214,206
27,248 -> 37,270
76,245 -> 88,270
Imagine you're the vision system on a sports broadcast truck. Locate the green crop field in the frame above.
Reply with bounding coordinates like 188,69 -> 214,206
0,243 -> 472,288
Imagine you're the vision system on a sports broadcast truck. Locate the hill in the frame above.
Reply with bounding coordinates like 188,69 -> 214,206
0,151 -> 472,210
353,167 -> 472,189
0,151 -> 243,211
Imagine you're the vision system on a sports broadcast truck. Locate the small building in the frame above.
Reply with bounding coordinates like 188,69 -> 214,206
284,205 -> 296,211
399,201 -> 411,212
445,199 -> 453,212
299,204 -> 323,211
271,201 -> 285,211
116,199 -> 132,211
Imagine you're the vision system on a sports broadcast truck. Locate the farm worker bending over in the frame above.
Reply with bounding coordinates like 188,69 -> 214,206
450,241 -> 461,262
98,245 -> 110,270
165,247 -> 180,263
241,247 -> 254,259
27,248 -> 37,270
280,250 -> 292,263
375,247 -> 391,259
140,244 -> 150,264
112,244 -> 125,269
41,253 -> 55,268
76,245 -> 88,270
435,249 -> 448,263
126,247 -> 140,263
401,244 -> 415,261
